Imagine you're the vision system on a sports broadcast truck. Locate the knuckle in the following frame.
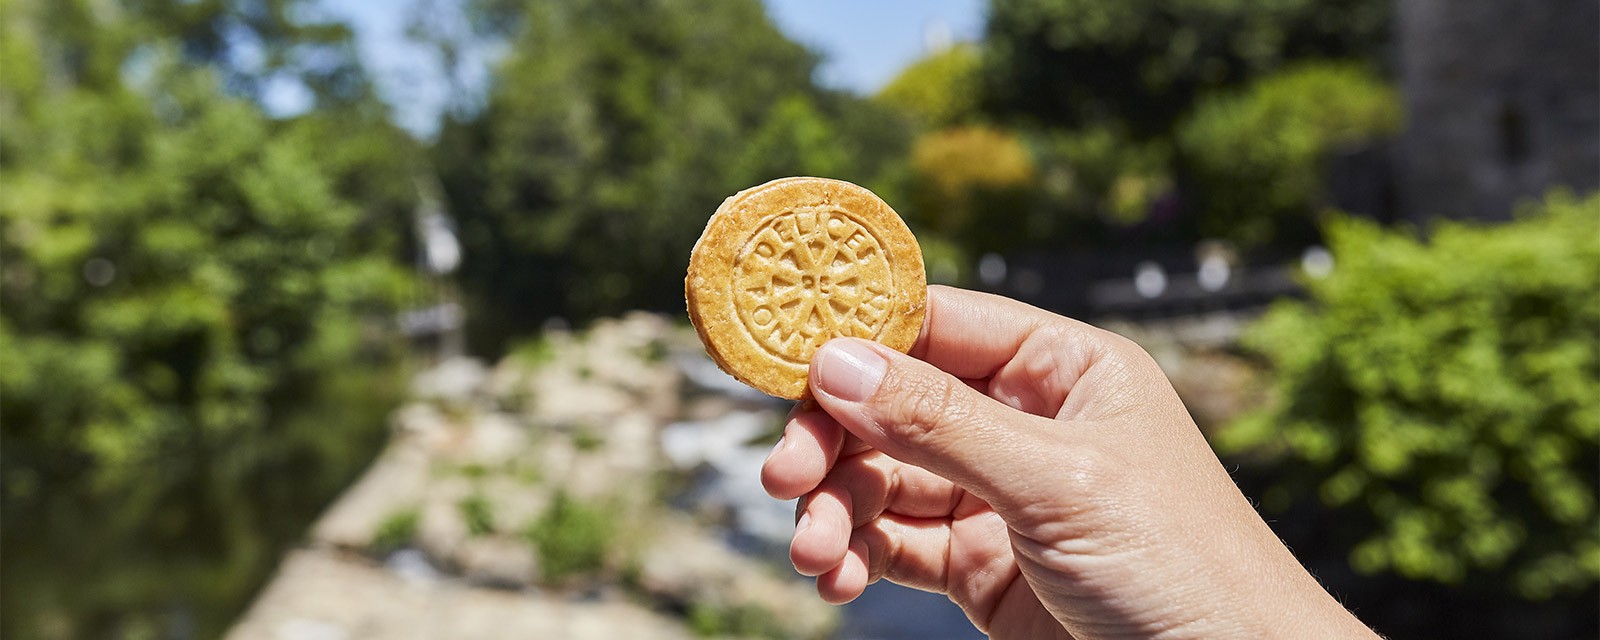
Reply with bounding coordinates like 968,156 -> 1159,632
878,367 -> 962,446
1096,329 -> 1165,381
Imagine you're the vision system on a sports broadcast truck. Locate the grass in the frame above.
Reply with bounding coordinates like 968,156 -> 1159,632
371,507 -> 420,552
687,602 -> 788,639
572,427 -> 606,452
524,490 -> 615,585
457,494 -> 496,537
510,336 -> 557,367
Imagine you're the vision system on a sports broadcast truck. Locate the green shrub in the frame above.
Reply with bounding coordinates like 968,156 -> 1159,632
1220,191 -> 1600,599
372,508 -> 421,552
458,494 -> 496,537
1178,62 -> 1402,245
572,428 -> 607,452
688,602 -> 787,639
525,491 -> 616,585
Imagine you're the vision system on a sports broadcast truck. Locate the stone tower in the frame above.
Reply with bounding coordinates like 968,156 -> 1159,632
1397,0 -> 1600,221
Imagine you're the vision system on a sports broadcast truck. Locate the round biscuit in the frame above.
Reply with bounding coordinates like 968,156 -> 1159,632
685,177 -> 927,399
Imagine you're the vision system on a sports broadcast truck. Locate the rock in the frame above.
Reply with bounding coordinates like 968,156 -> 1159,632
603,411 -> 658,475
476,477 -> 549,536
271,618 -> 347,640
239,315 -> 839,640
637,517 -> 836,640
411,357 -> 489,403
226,549 -> 695,640
414,478 -> 472,562
528,369 -> 636,424
392,403 -> 456,452
311,447 -> 430,550
463,412 -> 528,468
456,536 -> 536,589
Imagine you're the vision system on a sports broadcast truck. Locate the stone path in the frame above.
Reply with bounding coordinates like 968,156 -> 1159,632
226,313 -> 834,640
226,549 -> 695,640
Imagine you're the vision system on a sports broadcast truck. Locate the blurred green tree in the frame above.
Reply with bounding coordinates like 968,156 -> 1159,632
876,43 -> 982,129
982,0 -> 1390,135
1032,124 -> 1173,226
904,125 -> 1035,259
1178,62 -> 1402,246
969,0 -> 1391,243
431,0 -> 910,351
1220,191 -> 1600,600
0,1 -> 418,637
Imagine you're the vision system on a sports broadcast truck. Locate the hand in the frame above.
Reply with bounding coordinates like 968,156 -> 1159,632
761,286 -> 1379,639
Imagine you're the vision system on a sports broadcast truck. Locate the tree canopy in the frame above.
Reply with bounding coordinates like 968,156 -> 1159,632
432,0 -> 911,350
982,0 -> 1390,135
1,1 -> 419,636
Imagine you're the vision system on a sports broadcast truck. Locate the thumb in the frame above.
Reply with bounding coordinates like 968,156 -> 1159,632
807,337 -> 1062,513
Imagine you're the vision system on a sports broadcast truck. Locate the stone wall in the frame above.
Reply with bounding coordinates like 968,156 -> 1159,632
1397,0 -> 1600,222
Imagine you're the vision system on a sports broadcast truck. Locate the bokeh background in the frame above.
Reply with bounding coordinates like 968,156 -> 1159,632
2,0 -> 1597,638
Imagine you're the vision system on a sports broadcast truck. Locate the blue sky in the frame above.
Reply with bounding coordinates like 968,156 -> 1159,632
306,0 -> 986,138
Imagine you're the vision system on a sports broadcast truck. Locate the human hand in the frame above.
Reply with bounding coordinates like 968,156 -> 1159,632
761,286 -> 1379,639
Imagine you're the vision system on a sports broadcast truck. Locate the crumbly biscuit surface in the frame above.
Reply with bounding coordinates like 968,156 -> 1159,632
686,177 -> 927,399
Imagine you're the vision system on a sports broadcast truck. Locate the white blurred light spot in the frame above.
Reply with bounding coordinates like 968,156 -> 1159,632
83,258 -> 116,287
1302,246 -> 1334,279
1197,254 -> 1231,292
420,213 -> 460,275
1134,261 -> 1167,298
978,253 -> 1006,287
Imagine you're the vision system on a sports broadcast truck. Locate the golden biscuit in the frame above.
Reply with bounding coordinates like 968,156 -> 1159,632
686,177 -> 927,399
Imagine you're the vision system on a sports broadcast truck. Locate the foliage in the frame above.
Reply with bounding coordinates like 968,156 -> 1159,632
458,494 -> 496,536
372,508 -> 422,552
1220,191 -> 1600,600
525,490 -> 617,585
688,601 -> 788,639
876,43 -> 982,129
430,0 -> 911,351
982,0 -> 1390,135
573,427 -> 607,452
971,0 -> 1395,250
908,126 -> 1035,238
1179,63 -> 1402,245
1035,125 -> 1173,225
0,1 -> 417,637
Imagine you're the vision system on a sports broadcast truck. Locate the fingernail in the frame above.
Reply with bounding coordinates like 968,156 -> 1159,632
765,435 -> 787,462
813,340 -> 886,403
796,511 -> 812,532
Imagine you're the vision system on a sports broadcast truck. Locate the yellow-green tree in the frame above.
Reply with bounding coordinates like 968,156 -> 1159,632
877,43 -> 982,129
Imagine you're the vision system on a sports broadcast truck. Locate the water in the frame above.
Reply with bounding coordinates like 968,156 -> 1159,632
840,582 -> 988,640
660,394 -> 986,640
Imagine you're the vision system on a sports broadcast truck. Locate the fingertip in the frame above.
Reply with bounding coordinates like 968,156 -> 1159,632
789,494 -> 850,577
760,435 -> 801,499
761,409 -> 843,500
816,538 -> 870,605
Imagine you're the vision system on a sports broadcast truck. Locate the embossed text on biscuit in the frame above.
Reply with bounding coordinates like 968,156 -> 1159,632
732,206 -> 896,363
